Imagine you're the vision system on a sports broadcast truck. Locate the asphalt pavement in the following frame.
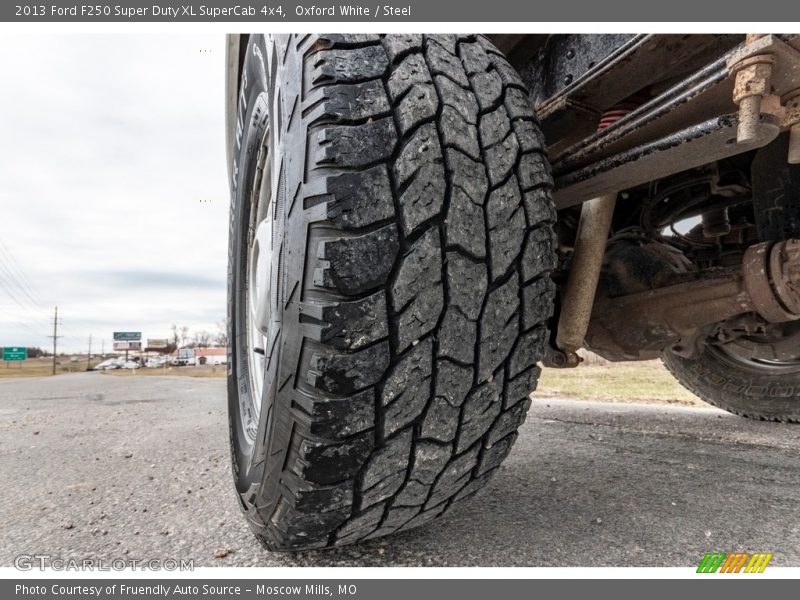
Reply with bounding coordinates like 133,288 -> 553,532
1,372 -> 798,567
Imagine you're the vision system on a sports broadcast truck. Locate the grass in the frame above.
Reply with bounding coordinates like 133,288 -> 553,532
2,356 -> 702,406
0,357 -> 226,379
537,360 -> 705,407
102,365 -> 226,378
0,357 -> 99,379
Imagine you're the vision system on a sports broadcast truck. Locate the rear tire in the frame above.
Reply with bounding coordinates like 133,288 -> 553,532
662,345 -> 800,422
227,34 -> 556,550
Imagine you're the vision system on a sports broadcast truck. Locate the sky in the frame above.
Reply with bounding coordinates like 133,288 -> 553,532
0,34 -> 230,353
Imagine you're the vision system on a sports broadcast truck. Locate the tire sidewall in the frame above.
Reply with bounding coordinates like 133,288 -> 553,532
227,34 -> 277,495
664,348 -> 800,420
224,34 -> 557,549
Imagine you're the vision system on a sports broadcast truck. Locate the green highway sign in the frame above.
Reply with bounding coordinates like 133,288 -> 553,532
2,347 -> 27,361
113,331 -> 141,341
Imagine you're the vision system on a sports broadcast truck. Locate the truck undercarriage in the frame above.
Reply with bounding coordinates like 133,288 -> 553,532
493,34 -> 800,374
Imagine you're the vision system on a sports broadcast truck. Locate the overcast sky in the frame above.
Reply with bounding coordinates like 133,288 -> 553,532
0,34 -> 229,353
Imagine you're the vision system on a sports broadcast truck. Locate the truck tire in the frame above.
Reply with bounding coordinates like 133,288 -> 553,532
227,33 -> 556,551
662,341 -> 800,422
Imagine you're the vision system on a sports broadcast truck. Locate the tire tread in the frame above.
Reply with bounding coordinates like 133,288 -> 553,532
235,34 -> 556,550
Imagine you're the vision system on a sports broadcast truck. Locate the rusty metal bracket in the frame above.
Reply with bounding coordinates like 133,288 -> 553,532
550,35 -> 800,207
727,35 -> 800,101
553,113 -> 780,209
730,54 -> 774,143
727,34 -> 800,160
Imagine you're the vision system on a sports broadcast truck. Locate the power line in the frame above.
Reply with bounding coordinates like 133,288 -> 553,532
0,240 -> 56,343
0,263 -> 42,316
0,262 -> 43,310
0,272 -> 53,331
0,302 -> 48,337
0,299 -> 79,345
0,306 -> 54,338
0,267 -> 36,309
0,318 -> 48,339
0,240 -> 47,308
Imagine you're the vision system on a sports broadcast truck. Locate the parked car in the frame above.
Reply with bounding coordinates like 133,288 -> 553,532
171,348 -> 195,366
92,358 -> 119,371
145,356 -> 167,368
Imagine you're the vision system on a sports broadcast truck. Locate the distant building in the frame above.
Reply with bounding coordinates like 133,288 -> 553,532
193,347 -> 228,366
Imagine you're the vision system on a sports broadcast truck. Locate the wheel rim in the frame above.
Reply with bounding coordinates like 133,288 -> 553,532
711,346 -> 800,373
245,126 -> 274,423
710,323 -> 800,374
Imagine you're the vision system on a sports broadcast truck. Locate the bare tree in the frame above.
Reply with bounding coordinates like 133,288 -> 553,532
179,325 -> 189,347
169,324 -> 191,348
194,330 -> 211,348
215,318 -> 229,347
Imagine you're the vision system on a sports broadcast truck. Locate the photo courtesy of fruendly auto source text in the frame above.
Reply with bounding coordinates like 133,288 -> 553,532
1,0 -> 799,597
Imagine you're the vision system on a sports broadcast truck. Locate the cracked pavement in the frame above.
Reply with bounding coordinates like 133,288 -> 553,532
1,372 -> 798,567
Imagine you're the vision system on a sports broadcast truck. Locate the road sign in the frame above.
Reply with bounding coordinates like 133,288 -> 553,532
113,331 -> 141,341
2,347 -> 27,361
147,339 -> 169,349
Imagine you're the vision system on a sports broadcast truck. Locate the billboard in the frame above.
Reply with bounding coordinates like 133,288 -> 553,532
147,339 -> 169,349
113,341 -> 142,351
113,331 -> 141,341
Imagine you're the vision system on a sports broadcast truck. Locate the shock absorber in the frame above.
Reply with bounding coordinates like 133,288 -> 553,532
553,95 -> 649,366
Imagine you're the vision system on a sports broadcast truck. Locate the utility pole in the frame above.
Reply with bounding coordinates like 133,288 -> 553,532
49,306 -> 62,376
87,334 -> 92,370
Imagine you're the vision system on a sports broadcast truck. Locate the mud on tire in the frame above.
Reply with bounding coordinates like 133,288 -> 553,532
227,34 -> 556,551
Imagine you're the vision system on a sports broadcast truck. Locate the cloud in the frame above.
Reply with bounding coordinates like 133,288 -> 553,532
0,34 -> 230,352
88,269 -> 225,291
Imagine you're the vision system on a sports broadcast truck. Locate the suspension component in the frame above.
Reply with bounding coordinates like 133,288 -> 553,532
784,89 -> 800,164
727,35 -> 800,160
553,98 -> 650,365
730,35 -> 773,144
597,101 -> 639,130
595,92 -> 651,131
744,239 -> 800,321
584,240 -> 800,361
555,192 -> 617,365
702,206 -> 732,237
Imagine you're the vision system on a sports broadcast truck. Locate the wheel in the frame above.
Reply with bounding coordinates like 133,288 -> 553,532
227,33 -> 556,551
662,323 -> 800,422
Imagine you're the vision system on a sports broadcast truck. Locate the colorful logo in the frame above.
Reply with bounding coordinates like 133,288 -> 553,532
697,552 -> 773,573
